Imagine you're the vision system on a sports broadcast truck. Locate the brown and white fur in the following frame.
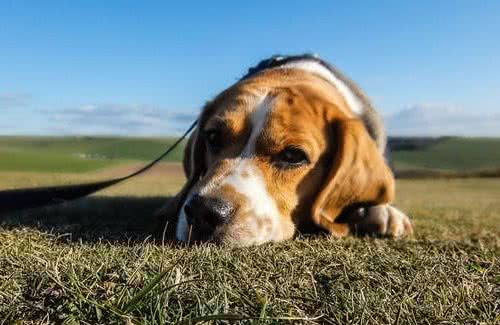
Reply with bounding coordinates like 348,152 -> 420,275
160,55 -> 412,246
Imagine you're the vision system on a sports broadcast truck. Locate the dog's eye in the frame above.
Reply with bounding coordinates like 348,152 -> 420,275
205,129 -> 223,151
274,147 -> 309,168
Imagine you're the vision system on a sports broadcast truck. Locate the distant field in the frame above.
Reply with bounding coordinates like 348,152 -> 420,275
0,136 -> 184,173
391,137 -> 500,172
1,136 -> 499,175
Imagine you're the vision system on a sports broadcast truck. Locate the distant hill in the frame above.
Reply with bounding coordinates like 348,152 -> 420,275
388,136 -> 500,171
0,136 -> 499,177
0,136 -> 184,173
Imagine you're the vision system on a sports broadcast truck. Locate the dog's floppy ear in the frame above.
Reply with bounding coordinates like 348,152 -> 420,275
154,120 -> 207,239
182,126 -> 206,182
311,119 -> 395,237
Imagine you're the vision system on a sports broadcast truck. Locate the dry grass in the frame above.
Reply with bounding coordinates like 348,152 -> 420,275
0,166 -> 499,324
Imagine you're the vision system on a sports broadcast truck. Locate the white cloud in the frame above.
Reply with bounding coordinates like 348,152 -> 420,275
12,99 -> 500,137
0,92 -> 30,109
386,103 -> 500,137
48,103 -> 199,136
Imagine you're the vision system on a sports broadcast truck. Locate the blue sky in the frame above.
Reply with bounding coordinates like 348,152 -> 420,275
1,1 -> 499,136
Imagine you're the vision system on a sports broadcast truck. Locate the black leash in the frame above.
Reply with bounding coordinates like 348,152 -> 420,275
0,120 -> 197,215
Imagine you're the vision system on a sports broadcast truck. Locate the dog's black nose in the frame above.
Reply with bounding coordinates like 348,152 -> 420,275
184,194 -> 233,230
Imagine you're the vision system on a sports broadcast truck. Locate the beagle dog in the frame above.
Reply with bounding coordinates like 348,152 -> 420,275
160,54 -> 413,246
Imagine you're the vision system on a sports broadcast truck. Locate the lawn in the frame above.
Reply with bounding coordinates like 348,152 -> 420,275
0,167 -> 498,324
2,136 -> 500,174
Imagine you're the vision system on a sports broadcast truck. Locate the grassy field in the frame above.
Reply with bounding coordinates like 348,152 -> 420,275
1,136 -> 500,175
0,136 -> 499,323
0,136 -> 184,173
391,137 -> 500,172
0,165 -> 499,323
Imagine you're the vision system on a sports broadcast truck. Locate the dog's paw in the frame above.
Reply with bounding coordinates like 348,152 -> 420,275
385,205 -> 413,238
350,205 -> 413,238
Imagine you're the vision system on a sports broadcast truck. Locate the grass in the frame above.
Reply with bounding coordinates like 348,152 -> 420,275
0,169 -> 499,324
2,136 -> 500,174
0,136 -> 185,173
0,150 -> 114,173
392,137 -> 500,172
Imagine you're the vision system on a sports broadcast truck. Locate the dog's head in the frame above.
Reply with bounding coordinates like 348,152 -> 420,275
172,57 -> 394,245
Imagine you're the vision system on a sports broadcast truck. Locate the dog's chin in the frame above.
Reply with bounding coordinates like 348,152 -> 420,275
211,227 -> 262,247
176,224 -> 287,247
211,225 -> 296,247
175,227 -> 250,247
174,206 -> 297,246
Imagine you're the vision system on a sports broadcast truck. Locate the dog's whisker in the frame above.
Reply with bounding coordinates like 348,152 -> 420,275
187,224 -> 193,246
161,221 -> 169,248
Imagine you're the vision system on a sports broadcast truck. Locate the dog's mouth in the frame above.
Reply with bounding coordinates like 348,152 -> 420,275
178,219 -> 237,245
176,196 -> 290,246
180,224 -> 216,244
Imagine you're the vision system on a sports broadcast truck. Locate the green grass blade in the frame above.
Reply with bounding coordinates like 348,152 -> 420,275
121,267 -> 174,312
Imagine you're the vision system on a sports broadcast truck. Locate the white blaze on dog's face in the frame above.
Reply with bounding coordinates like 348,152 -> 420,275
175,68 -> 395,245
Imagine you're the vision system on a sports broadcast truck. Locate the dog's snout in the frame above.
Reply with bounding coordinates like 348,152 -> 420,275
184,194 -> 234,230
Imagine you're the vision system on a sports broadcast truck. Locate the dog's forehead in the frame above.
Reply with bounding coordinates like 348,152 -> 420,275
203,70 -> 350,134
201,88 -> 260,135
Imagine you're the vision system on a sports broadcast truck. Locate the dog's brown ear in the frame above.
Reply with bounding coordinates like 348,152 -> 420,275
182,126 -> 206,182
154,124 -> 207,238
311,119 -> 395,237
